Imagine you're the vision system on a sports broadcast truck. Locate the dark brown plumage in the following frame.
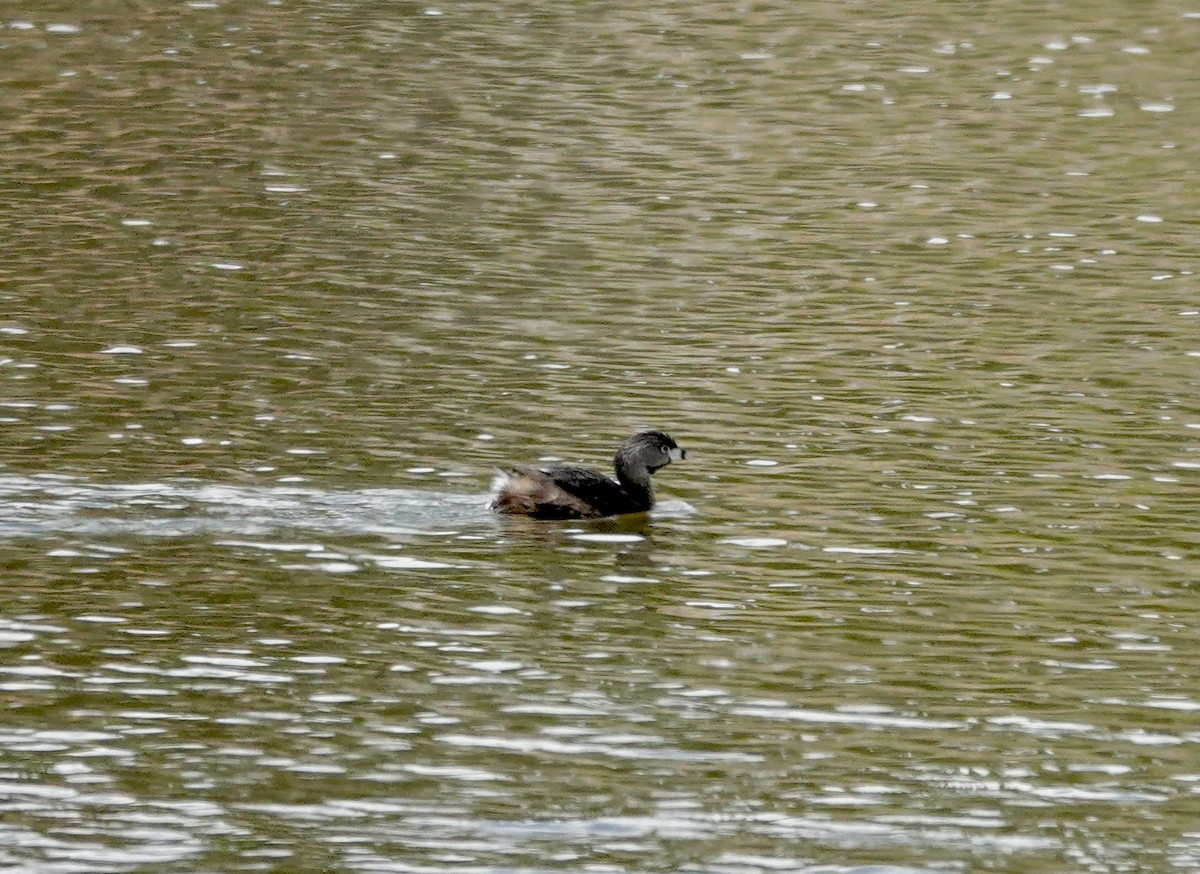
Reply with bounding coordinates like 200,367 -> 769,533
490,431 -> 687,519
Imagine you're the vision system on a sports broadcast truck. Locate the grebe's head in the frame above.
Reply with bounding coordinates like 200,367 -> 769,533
616,430 -> 687,475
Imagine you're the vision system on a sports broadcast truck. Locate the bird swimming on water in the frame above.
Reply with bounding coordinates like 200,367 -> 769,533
490,430 -> 687,519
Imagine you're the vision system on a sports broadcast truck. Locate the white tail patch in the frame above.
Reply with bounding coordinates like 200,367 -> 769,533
490,468 -> 516,494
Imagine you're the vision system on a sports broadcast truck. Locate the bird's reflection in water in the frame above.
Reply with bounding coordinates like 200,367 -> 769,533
494,510 -> 662,571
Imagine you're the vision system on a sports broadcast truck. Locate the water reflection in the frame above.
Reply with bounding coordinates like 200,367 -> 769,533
0,474 -> 489,538
4,0 -> 1200,871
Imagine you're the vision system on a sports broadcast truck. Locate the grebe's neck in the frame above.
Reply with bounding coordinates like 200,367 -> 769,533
614,457 -> 654,511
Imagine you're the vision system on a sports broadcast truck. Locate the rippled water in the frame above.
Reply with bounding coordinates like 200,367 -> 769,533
3,1 -> 1200,871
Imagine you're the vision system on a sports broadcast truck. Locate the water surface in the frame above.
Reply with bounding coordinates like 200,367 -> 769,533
2,1 -> 1199,871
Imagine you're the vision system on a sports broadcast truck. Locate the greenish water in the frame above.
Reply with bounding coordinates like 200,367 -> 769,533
2,2 -> 1199,872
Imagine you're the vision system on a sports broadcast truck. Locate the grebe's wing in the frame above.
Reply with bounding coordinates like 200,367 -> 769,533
490,465 -> 609,519
540,465 -> 623,498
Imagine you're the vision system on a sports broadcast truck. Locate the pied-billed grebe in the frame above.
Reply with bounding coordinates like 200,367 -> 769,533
490,430 -> 687,519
